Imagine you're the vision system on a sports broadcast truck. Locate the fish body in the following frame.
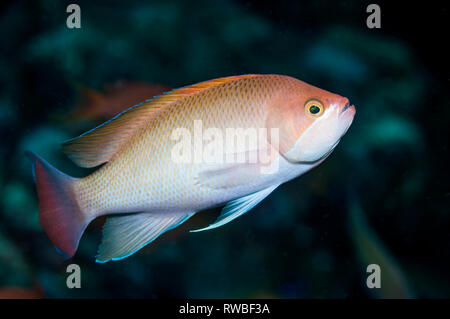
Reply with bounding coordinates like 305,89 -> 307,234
29,74 -> 355,262
0,286 -> 44,299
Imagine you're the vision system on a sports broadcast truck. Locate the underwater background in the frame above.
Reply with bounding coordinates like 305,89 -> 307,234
0,0 -> 448,298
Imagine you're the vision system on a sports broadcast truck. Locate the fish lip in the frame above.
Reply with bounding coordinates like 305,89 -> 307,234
341,101 -> 351,114
340,102 -> 355,119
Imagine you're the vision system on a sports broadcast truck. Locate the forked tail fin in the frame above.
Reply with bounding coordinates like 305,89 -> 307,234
27,152 -> 89,258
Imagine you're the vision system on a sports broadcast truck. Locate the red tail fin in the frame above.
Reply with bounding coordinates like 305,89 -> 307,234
27,152 -> 88,258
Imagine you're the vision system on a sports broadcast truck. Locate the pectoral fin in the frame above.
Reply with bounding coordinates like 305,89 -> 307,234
96,212 -> 194,263
195,148 -> 279,189
191,184 -> 280,232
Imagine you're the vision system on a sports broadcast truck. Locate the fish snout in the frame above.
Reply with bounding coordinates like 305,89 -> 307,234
337,98 -> 355,138
340,99 -> 355,118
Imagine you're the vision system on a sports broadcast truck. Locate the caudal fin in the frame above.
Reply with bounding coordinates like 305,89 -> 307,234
27,152 -> 89,258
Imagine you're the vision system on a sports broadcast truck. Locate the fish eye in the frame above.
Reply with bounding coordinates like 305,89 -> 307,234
305,99 -> 324,117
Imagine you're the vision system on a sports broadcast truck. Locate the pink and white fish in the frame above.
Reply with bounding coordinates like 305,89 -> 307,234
28,74 -> 355,262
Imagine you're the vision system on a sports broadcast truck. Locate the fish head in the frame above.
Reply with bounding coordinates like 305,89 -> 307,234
268,79 -> 355,163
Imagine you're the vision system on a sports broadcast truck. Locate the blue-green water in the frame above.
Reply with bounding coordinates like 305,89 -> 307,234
0,0 -> 448,298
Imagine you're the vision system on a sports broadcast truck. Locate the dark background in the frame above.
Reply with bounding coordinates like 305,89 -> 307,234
0,0 -> 448,298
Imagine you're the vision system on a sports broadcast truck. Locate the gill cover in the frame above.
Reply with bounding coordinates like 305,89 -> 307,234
283,104 -> 343,163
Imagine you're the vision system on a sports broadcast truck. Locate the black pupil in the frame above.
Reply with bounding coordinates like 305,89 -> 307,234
309,105 -> 320,114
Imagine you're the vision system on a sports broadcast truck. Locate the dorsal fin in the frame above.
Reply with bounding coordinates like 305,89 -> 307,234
62,74 -> 260,168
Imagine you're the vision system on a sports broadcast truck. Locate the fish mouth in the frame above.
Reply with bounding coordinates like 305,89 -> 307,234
341,102 -> 351,114
340,101 -> 355,118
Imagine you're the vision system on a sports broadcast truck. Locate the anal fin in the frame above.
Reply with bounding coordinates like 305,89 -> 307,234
191,184 -> 280,232
96,212 -> 194,263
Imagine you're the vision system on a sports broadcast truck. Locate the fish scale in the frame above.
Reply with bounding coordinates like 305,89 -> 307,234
76,75 -> 290,217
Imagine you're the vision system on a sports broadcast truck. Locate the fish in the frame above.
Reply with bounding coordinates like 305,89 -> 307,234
28,74 -> 355,263
0,284 -> 44,299
349,198 -> 414,298
68,81 -> 171,122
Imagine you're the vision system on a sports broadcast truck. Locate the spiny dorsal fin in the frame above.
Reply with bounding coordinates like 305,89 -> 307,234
62,74 -> 260,168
